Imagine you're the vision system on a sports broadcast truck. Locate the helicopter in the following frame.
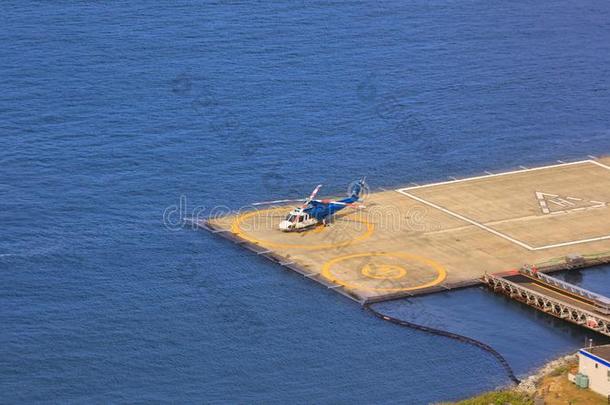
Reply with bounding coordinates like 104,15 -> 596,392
253,178 -> 367,232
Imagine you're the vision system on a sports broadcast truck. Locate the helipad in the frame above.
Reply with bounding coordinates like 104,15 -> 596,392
202,157 -> 610,303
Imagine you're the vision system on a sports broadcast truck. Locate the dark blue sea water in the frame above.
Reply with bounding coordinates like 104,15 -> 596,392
2,1 -> 610,403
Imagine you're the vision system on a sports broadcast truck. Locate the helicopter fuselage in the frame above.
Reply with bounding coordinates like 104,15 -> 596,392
278,196 -> 357,232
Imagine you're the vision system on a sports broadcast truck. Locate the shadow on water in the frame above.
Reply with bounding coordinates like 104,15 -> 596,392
373,265 -> 610,379
3,0 -> 610,403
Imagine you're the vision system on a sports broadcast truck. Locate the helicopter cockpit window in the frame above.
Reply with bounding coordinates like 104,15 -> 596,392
298,216 -> 304,222
286,215 -> 296,222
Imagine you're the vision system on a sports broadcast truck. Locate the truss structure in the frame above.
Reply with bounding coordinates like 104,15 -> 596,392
483,273 -> 610,337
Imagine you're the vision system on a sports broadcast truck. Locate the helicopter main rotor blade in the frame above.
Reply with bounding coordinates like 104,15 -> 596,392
313,200 -> 366,208
301,184 -> 323,209
252,199 -> 306,206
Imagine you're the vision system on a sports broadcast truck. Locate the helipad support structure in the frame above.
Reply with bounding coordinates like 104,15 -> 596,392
202,157 -> 610,303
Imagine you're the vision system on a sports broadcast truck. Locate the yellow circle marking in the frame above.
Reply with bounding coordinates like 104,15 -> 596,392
362,264 -> 406,280
230,208 -> 374,250
322,252 -> 446,292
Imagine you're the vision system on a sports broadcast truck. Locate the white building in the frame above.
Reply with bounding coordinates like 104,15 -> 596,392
578,344 -> 610,398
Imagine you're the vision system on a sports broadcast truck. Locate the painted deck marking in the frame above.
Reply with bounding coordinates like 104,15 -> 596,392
396,160 -> 610,251
321,252 -> 446,292
535,191 -> 606,215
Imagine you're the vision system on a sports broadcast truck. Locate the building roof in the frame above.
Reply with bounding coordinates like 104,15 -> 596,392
583,344 -> 610,363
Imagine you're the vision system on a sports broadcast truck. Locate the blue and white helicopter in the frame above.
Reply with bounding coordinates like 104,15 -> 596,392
253,178 -> 367,232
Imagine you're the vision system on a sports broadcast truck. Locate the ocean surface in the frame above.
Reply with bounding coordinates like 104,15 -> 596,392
2,1 -> 610,403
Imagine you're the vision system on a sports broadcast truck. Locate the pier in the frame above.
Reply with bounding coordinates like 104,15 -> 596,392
483,266 -> 610,336
198,157 -> 610,304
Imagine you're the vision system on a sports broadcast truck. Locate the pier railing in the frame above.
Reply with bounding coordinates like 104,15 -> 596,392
483,273 -> 610,337
520,265 -> 610,306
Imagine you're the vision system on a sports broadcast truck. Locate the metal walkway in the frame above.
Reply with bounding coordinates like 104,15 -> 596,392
483,266 -> 610,337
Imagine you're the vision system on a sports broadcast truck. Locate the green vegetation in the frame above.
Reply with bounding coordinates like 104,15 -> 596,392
549,363 -> 570,377
440,390 -> 533,405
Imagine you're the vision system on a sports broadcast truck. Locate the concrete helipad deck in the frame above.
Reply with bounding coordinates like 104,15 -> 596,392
204,157 -> 610,303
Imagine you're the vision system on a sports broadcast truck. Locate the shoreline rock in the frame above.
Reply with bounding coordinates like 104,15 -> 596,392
514,352 -> 577,395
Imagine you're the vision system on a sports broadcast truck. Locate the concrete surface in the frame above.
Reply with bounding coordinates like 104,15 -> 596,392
208,157 -> 610,302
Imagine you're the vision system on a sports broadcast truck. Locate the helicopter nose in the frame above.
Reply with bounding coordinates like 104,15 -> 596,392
278,220 -> 292,231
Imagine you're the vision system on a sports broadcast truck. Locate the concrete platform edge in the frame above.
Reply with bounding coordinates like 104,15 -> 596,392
188,218 -> 610,305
